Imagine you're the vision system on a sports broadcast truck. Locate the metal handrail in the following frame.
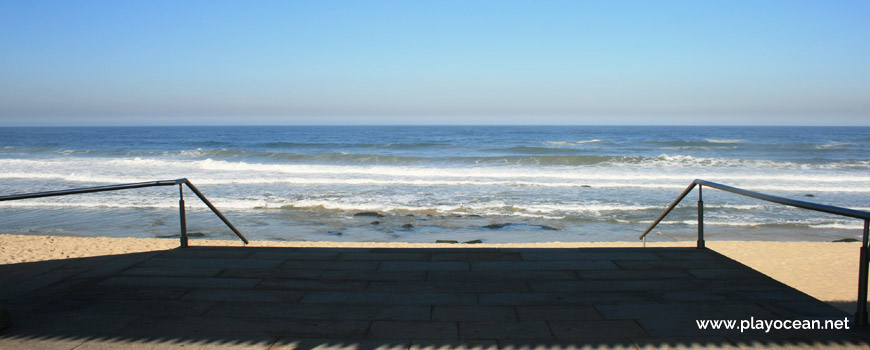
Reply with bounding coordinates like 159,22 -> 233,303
639,179 -> 870,326
0,178 -> 249,247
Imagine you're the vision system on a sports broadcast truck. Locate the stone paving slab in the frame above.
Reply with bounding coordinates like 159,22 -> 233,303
615,260 -> 743,270
321,270 -> 426,281
379,262 -> 470,271
528,279 -> 698,293
219,267 -> 324,279
515,306 -> 602,321
338,252 -> 431,261
596,303 -> 727,321
650,290 -> 735,303
73,299 -> 215,317
65,285 -> 190,301
429,252 -> 522,262
98,275 -> 261,289
478,292 -> 655,306
369,281 -> 529,293
1,246 -> 869,350
302,291 -> 479,305
519,251 -> 661,261
206,303 -> 431,321
180,288 -> 306,303
125,316 -> 371,338
281,261 -> 380,271
120,265 -> 225,277
69,253 -> 161,279
687,268 -> 771,280
432,306 -> 518,322
369,321 -> 459,340
258,279 -> 369,291
548,320 -> 649,339
427,271 -> 577,281
576,270 -> 694,280
159,248 -> 253,259
458,321 -> 552,340
0,258 -> 71,288
10,311 -> 142,335
250,251 -> 340,261
471,261 -> 619,271
0,268 -> 91,300
138,257 -> 284,269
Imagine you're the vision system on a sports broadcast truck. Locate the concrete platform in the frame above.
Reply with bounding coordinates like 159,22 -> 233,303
1,246 -> 868,349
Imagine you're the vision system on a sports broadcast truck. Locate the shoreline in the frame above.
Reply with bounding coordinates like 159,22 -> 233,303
1,234 -> 863,313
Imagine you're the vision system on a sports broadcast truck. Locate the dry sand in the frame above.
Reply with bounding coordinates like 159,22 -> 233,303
0,234 -> 863,312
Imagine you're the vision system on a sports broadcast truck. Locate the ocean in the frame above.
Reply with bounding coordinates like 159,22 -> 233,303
1,125 -> 868,243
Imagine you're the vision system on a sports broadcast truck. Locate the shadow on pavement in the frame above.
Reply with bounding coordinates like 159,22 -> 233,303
1,246 -> 868,349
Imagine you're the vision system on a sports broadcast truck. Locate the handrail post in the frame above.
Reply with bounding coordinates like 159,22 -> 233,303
697,184 -> 705,249
858,219 -> 869,326
179,184 -> 188,248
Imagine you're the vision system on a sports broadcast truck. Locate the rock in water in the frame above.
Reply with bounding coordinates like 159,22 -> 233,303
832,238 -> 859,242
483,223 -> 510,229
370,221 -> 380,225
464,239 -> 483,244
436,240 -> 459,244
354,212 -> 385,217
538,225 -> 558,230
401,224 -> 414,230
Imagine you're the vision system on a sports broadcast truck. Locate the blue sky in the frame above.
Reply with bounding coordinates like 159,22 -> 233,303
1,0 -> 868,126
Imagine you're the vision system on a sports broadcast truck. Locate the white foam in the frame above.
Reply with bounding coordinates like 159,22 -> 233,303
815,141 -> 853,149
2,156 -> 869,195
543,139 -> 601,146
0,197 -> 666,215
705,139 -> 744,144
810,223 -> 864,230
5,157 -> 869,181
0,199 -> 176,209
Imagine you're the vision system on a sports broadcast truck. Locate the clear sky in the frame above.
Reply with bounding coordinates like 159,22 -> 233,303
1,0 -> 868,126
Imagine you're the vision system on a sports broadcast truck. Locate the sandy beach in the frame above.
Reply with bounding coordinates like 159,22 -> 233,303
0,234 -> 863,313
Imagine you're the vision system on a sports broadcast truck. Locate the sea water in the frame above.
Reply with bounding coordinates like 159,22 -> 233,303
1,125 -> 868,243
